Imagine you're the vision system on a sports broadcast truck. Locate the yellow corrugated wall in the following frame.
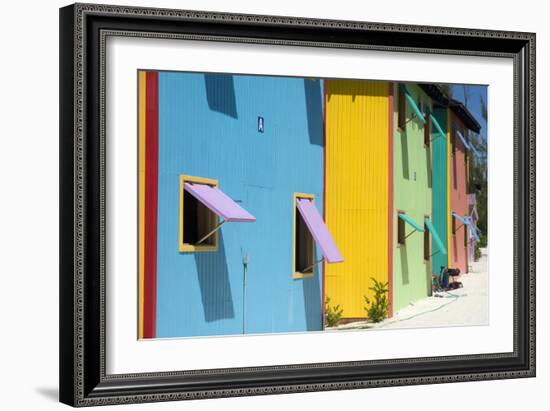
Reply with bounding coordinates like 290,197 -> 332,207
325,80 -> 389,319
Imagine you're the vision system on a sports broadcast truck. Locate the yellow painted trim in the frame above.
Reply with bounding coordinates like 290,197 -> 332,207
292,272 -> 315,279
181,174 -> 219,186
138,71 -> 146,339
292,192 -> 315,280
179,174 -> 220,253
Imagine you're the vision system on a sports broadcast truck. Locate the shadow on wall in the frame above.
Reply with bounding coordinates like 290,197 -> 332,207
452,153 -> 458,189
426,145 -> 432,188
194,231 -> 235,322
400,245 -> 410,286
302,261 -> 323,331
204,74 -> 238,119
304,79 -> 324,146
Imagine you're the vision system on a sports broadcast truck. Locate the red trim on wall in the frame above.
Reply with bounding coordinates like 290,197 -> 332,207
387,82 -> 394,318
321,79 -> 327,328
143,71 -> 159,339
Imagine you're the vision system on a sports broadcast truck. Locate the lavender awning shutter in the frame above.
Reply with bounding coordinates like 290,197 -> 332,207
184,183 -> 256,222
464,217 -> 481,242
296,198 -> 343,263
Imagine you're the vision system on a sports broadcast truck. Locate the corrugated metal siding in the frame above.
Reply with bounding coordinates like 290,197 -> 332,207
431,107 -> 449,277
155,73 -> 324,337
450,115 -> 469,274
325,80 -> 389,319
392,84 -> 433,313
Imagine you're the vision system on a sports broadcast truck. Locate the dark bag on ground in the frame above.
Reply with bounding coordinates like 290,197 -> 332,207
440,267 -> 461,289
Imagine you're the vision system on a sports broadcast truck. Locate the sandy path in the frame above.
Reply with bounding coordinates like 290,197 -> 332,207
331,248 -> 488,331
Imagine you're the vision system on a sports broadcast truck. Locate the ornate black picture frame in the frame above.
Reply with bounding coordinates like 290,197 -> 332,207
59,3 -> 535,407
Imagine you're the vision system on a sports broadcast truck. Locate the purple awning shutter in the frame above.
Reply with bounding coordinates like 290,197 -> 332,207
184,182 -> 256,222
296,198 -> 343,263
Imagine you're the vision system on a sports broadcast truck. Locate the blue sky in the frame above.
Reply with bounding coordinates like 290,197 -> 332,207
451,84 -> 488,143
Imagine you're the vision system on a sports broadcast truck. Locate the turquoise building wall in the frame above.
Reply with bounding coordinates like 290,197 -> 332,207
431,107 -> 449,276
155,72 -> 325,337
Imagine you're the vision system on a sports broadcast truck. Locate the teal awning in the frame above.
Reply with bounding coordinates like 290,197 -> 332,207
424,217 -> 447,255
456,129 -> 483,157
400,84 -> 426,124
429,113 -> 446,140
452,212 -> 468,225
398,212 -> 424,232
456,129 -> 471,150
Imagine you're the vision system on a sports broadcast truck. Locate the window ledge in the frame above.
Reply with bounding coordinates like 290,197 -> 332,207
292,271 -> 314,280
179,244 -> 218,253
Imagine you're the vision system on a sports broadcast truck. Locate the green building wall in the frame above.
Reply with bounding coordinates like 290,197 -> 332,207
393,83 -> 433,313
431,107 -> 449,277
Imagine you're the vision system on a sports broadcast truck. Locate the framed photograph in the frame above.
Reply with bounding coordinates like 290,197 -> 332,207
59,2 -> 535,406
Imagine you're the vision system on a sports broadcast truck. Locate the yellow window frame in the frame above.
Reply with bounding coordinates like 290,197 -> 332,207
293,192 -> 316,279
179,174 -> 219,253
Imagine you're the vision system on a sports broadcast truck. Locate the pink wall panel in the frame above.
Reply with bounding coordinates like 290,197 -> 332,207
450,116 -> 469,275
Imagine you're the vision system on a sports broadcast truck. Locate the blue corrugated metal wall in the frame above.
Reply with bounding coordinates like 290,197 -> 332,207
156,72 -> 324,338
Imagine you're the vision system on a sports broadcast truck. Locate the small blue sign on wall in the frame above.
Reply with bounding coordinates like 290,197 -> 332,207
257,116 -> 264,133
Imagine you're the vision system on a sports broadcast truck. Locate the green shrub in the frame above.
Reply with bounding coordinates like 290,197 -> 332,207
474,242 -> 482,261
324,297 -> 343,328
478,232 -> 487,248
364,278 -> 389,323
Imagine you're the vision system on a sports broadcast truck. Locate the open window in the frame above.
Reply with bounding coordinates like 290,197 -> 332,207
452,214 -> 457,235
179,175 -> 256,252
293,193 -> 343,279
398,84 -> 427,131
397,211 -> 424,246
451,124 -> 457,155
424,111 -> 431,148
397,211 -> 406,245
180,176 -> 219,251
424,216 -> 430,261
294,194 -> 315,277
398,85 -> 406,130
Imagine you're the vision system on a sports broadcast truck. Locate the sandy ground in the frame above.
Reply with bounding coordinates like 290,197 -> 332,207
330,248 -> 488,331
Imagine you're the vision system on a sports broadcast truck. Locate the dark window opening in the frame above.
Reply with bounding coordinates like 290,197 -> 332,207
451,127 -> 456,155
398,85 -> 406,130
295,209 -> 314,274
452,215 -> 456,236
183,190 -> 217,246
424,219 -> 430,260
397,213 -> 406,245
424,112 -> 431,147
464,223 -> 468,248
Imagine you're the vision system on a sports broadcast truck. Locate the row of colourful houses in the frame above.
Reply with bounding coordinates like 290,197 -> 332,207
138,71 -> 482,338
